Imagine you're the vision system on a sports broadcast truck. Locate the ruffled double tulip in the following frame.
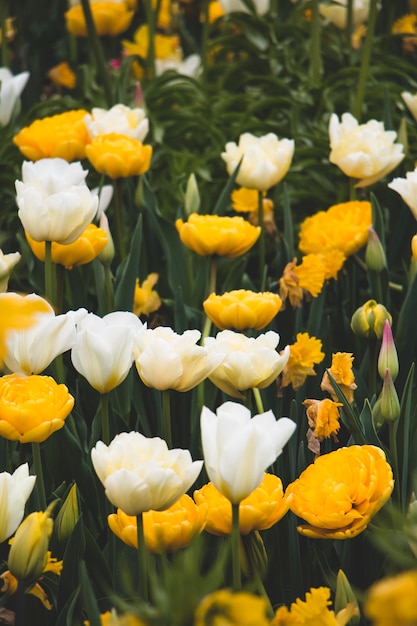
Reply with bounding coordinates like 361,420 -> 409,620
15,159 -> 98,244
0,68 -> 29,126
203,289 -> 282,331
65,0 -> 134,37
71,311 -> 143,393
175,214 -> 260,257
13,109 -> 90,161
91,431 -> 203,514
388,167 -> 417,220
0,373 -> 74,443
364,570 -> 417,626
222,132 -> 294,191
85,133 -> 152,178
4,307 -> 86,375
195,589 -> 270,626
204,330 -> 289,398
201,401 -> 296,503
85,104 -> 149,143
134,326 -> 223,392
194,473 -> 288,535
0,464 -> 36,543
26,224 -> 108,270
329,112 -> 404,188
108,494 -> 206,553
286,445 -> 394,539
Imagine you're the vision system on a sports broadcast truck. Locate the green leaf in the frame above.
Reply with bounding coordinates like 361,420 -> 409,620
114,213 -> 143,311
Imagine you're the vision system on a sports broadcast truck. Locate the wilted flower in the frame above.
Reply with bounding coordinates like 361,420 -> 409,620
195,589 -> 271,626
281,332 -> 325,390
303,398 -> 342,440
85,104 -> 149,143
272,586 -> 359,626
321,352 -> 357,404
329,112 -> 404,187
364,569 -> 417,626
71,311 -> 143,394
175,213 -> 260,257
319,0 -> 375,29
15,158 -> 98,244
219,0 -> 270,15
13,109 -> 90,161
350,299 -> 391,340
222,132 -> 294,192
203,289 -> 282,331
108,494 -> 206,553
135,327 -> 223,392
91,431 -> 203,515
133,274 -> 162,317
48,62 -> 76,90
0,464 -> 36,544
0,68 -> 29,126
194,473 -> 289,535
286,444 -> 394,539
0,249 -> 21,292
201,401 -> 296,504
279,255 -> 326,308
85,133 -> 152,178
0,373 -> 74,443
65,0 -> 134,37
204,330 -> 289,398
388,167 -> 417,220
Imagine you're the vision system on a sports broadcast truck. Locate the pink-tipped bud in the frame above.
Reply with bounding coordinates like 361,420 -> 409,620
378,319 -> 399,381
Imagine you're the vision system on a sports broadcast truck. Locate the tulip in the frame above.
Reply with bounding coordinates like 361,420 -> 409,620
91,431 -> 203,515
4,307 -> 86,375
203,289 -> 282,331
380,370 -> 401,423
388,167 -> 417,220
13,109 -> 90,162
0,464 -> 36,544
328,112 -> 404,187
219,0 -> 270,15
195,589 -> 271,626
350,300 -> 391,340
71,311 -> 143,393
133,274 -> 162,317
402,91 -> 417,123
364,570 -> 417,626
8,507 -> 53,586
65,0 -> 134,37
85,133 -> 152,179
204,330 -> 289,398
48,62 -> 76,90
85,103 -> 149,143
319,0 -> 373,30
222,132 -> 294,192
134,326 -> 223,392
200,401 -> 296,504
15,158 -> 98,244
378,319 -> 399,381
0,249 -> 21,292
0,68 -> 29,127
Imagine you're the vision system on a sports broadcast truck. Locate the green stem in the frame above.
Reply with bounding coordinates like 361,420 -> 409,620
0,0 -> 9,68
104,265 -> 115,313
79,0 -> 113,106
137,513 -> 149,603
101,392 -> 110,445
144,0 -> 156,80
55,264 -> 66,314
231,503 -> 241,591
162,390 -> 172,448
388,420 -> 400,506
368,338 -> 377,399
349,177 -> 357,201
44,241 -> 56,307
31,442 -> 47,511
113,179 -> 127,261
201,255 -> 218,341
252,388 -> 264,414
352,0 -> 378,121
258,191 -> 265,290
308,0 -> 322,88
14,582 -> 26,626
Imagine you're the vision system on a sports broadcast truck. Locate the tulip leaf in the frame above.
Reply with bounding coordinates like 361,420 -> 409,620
114,213 -> 143,311
84,526 -> 114,599
55,587 -> 82,626
396,362 -> 417,510
358,399 -> 386,451
211,157 -> 242,216
395,272 -> 417,389
80,561 -> 102,626
57,516 -> 85,618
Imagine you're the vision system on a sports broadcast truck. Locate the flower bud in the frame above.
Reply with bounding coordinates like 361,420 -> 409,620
98,212 -> 115,267
240,530 -> 268,581
372,396 -> 384,430
8,504 -> 54,586
350,300 -> 392,340
335,569 -> 359,623
380,370 -> 401,423
184,173 -> 200,216
365,227 -> 387,272
378,319 -> 399,381
54,484 -> 79,544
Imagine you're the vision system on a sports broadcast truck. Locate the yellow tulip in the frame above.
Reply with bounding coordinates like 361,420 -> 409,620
13,109 -> 90,162
8,509 -> 53,586
0,373 -> 74,443
203,289 -> 282,331
133,274 -> 162,317
48,62 -> 76,90
364,570 -> 417,626
85,133 -> 152,178
26,224 -> 108,270
175,213 -> 260,257
65,1 -> 134,37
194,589 -> 270,626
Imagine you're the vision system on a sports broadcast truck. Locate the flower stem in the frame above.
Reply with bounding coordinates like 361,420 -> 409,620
352,0 -> 378,122
113,179 -> 127,261
136,513 -> 149,603
231,502 -> 241,591
202,255 -> 218,341
31,442 -> 47,511
79,0 -> 113,106
162,390 -> 172,448
101,392 -> 110,445
252,388 -> 264,414
14,582 -> 26,626
44,240 -> 56,307
258,191 -> 266,290
144,0 -> 156,80
308,0 -> 322,88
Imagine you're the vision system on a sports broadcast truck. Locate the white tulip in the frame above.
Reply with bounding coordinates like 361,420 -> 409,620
388,167 -> 417,220
15,158 -> 99,244
71,311 -> 144,393
91,431 -> 203,515
0,463 -> 36,543
0,249 -> 21,293
319,0 -> 374,29
4,308 -> 87,375
85,103 -> 149,143
402,92 -> 417,124
201,401 -> 296,503
222,132 -> 294,191
329,112 -> 404,188
134,326 -> 224,392
0,68 -> 29,127
204,330 -> 290,398
220,0 -> 270,15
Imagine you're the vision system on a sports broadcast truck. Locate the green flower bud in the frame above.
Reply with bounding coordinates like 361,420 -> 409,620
380,370 -> 401,423
365,227 -> 387,272
184,173 -> 200,216
335,569 -> 360,624
350,300 -> 392,340
54,484 -> 79,545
